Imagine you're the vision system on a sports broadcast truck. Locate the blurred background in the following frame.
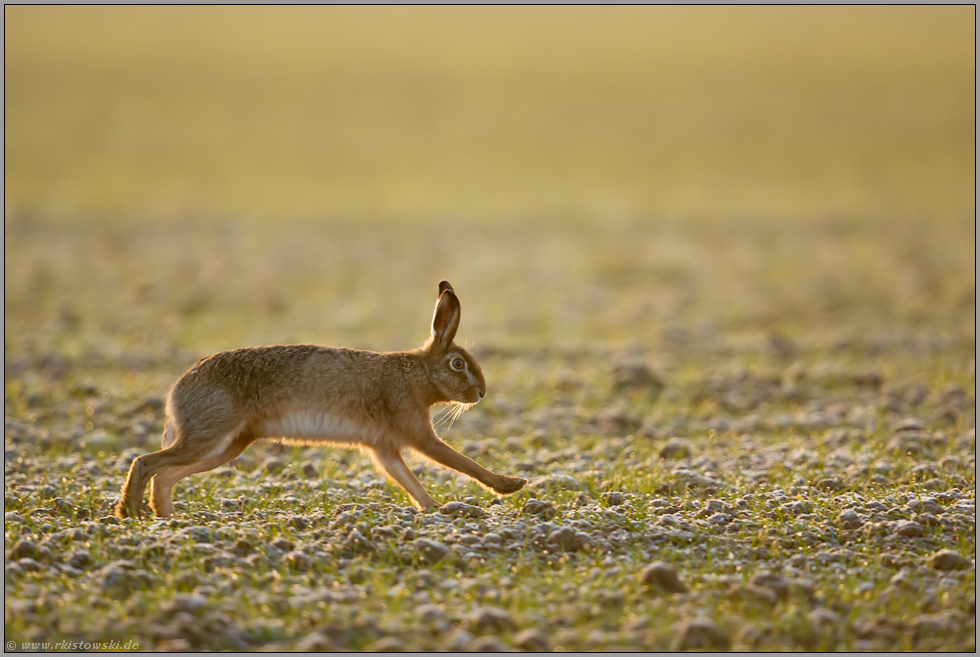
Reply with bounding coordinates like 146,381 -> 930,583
4,6 -> 975,371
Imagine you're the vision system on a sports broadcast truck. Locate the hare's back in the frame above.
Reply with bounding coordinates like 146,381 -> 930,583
173,344 -> 401,446
174,344 -> 369,400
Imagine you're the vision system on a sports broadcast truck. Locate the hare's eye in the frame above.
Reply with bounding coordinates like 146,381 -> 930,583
451,358 -> 465,371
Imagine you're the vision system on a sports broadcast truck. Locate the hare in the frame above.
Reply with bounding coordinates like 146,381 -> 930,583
115,281 -> 528,520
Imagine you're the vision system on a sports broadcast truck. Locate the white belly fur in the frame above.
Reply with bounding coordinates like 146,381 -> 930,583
257,410 -> 380,447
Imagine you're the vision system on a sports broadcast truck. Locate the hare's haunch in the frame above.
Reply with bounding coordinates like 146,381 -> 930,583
115,281 -> 528,519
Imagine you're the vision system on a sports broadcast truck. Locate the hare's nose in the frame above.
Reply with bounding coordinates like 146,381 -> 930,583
478,389 -> 486,399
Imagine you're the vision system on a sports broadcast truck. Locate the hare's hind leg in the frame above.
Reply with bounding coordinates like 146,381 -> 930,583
150,433 -> 254,517
371,448 -> 439,510
413,437 -> 528,496
116,445 -> 209,519
116,420 -> 245,520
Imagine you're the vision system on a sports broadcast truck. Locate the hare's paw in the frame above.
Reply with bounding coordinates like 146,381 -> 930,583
494,475 -> 529,496
114,500 -> 145,521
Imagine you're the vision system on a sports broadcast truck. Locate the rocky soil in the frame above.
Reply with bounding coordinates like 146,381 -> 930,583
5,351 -> 975,651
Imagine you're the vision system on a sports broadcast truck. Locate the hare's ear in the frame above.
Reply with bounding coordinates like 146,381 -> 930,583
438,280 -> 455,296
431,287 -> 460,349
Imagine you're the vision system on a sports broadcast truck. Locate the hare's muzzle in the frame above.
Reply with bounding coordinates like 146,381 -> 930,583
466,385 -> 485,404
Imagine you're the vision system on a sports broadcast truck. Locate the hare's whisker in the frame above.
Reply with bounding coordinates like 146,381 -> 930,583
446,401 -> 474,429
433,406 -> 453,428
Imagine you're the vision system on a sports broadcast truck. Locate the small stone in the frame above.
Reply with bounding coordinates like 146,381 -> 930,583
295,633 -> 332,651
174,572 -> 201,590
99,564 -> 146,594
928,549 -> 971,571
345,530 -> 377,554
920,593 -> 941,614
176,526 -> 214,544
839,509 -> 865,529
15,558 -> 42,573
733,624 -> 765,648
167,593 -> 207,615
703,499 -> 733,514
67,550 -> 94,570
263,458 -> 285,474
511,628 -> 549,651
910,613 -> 953,640
416,539 -> 450,564
271,538 -> 295,552
468,607 -> 517,634
370,526 -> 397,540
905,497 -> 942,515
417,603 -> 445,623
750,572 -> 789,600
659,438 -> 692,460
893,418 -> 925,433
285,551 -> 311,571
623,615 -> 650,633
889,570 -> 915,589
528,473 -> 581,492
522,498 -> 557,520
666,470 -> 726,494
782,500 -> 811,514
727,583 -> 777,606
155,639 -> 191,651
814,550 -> 841,565
816,477 -> 844,492
302,462 -> 318,478
548,527 -> 587,552
438,501 -> 485,518
809,608 -> 840,629
908,464 -> 941,482
408,570 -> 437,589
365,637 -> 404,652
895,520 -> 925,538
673,617 -> 729,650
468,636 -> 510,652
8,539 -> 37,561
602,491 -> 625,506
60,565 -> 83,578
940,456 -> 962,473
639,561 -> 689,593
913,513 -> 942,527
37,485 -> 57,498
442,630 -> 474,652
612,361 -> 665,391
880,552 -> 906,569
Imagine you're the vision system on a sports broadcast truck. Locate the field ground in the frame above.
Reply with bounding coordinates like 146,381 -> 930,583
4,6 -> 976,652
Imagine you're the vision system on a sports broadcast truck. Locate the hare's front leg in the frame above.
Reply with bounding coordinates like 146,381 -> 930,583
413,434 -> 528,496
371,448 -> 439,510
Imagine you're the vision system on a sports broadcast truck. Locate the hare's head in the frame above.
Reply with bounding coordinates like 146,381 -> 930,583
424,281 -> 486,406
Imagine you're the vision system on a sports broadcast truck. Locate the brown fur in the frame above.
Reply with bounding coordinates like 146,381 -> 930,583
115,281 -> 527,519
